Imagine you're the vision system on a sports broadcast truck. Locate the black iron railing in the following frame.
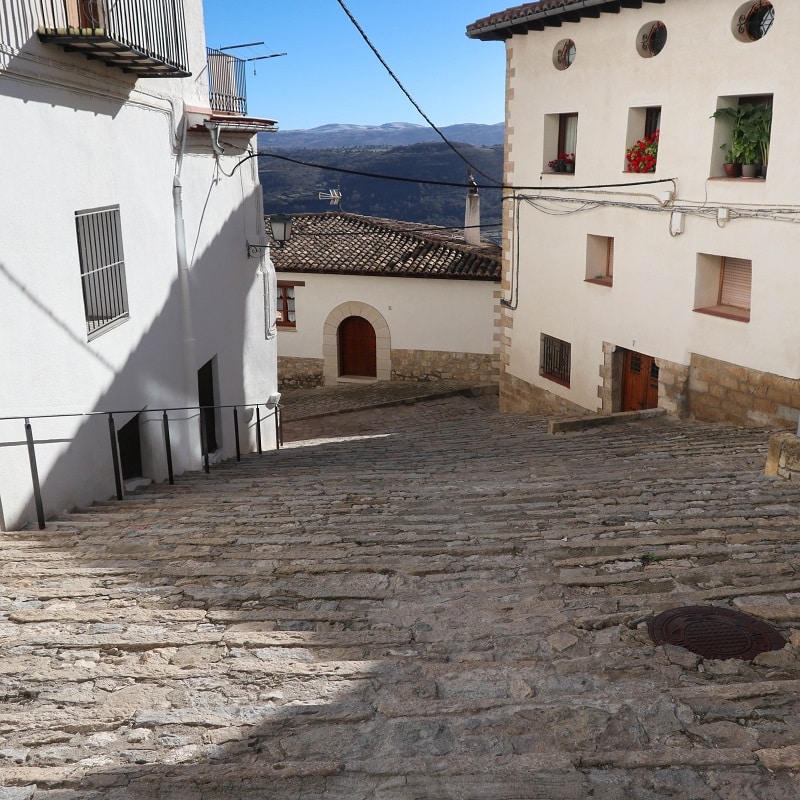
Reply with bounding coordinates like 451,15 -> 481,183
206,48 -> 247,115
37,0 -> 190,77
2,400 -> 283,531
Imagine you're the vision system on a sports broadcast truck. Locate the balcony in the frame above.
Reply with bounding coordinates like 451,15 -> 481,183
37,0 -> 190,78
207,48 -> 247,115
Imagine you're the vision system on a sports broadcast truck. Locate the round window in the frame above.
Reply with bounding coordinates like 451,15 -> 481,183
553,39 -> 576,70
637,21 -> 667,58
733,1 -> 774,42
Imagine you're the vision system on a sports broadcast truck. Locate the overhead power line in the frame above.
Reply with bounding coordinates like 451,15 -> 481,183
334,0 -> 502,186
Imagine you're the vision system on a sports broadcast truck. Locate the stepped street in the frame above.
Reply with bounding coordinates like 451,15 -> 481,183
2,386 -> 800,799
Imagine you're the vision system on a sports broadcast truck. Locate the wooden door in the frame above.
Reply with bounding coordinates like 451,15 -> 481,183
338,316 -> 377,377
621,350 -> 659,411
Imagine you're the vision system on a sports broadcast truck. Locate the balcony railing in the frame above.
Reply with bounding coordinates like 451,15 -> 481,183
37,0 -> 190,78
207,48 -> 247,115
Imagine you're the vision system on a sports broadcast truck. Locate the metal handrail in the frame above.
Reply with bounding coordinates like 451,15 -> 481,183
3,400 -> 282,531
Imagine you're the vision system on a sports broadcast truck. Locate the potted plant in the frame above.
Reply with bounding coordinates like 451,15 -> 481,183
548,153 -> 575,173
712,102 -> 772,179
720,144 -> 741,178
625,130 -> 659,173
563,152 -> 575,173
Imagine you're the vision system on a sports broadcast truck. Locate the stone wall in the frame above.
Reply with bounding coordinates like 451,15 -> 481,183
765,432 -> 800,480
499,370 -> 590,416
278,357 -> 324,390
391,349 -> 498,383
689,354 -> 800,429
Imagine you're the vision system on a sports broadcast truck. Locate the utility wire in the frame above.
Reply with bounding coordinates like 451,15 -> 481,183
334,0 -> 502,186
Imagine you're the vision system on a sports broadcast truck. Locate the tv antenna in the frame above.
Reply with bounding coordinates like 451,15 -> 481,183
318,189 -> 343,209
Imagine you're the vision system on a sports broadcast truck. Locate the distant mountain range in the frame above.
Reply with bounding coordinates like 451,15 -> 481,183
258,140 -> 504,244
259,121 -> 505,149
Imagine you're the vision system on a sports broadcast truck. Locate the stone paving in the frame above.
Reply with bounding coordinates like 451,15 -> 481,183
2,389 -> 800,798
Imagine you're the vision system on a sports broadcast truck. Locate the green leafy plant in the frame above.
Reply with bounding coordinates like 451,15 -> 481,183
712,102 -> 772,166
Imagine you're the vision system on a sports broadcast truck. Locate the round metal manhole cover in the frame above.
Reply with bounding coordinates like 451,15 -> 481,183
648,605 -> 786,661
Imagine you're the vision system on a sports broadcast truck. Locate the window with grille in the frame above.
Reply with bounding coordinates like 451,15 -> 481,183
540,334 -> 571,387
277,280 -> 304,328
75,205 -> 129,338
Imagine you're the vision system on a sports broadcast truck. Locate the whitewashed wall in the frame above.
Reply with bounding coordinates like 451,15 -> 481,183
500,0 -> 800,411
276,272 -> 498,359
0,0 -> 278,530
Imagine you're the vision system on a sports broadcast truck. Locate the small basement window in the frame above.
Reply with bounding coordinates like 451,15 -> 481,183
694,255 -> 751,322
540,333 -> 571,387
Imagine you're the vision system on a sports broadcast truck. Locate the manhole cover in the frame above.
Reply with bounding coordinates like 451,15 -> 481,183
648,605 -> 786,661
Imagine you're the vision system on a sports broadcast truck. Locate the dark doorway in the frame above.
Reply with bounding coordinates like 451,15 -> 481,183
118,414 -> 143,481
621,349 -> 659,411
197,358 -> 218,454
338,316 -> 377,378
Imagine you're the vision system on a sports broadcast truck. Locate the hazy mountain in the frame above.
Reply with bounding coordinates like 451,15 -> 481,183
259,141 -> 504,243
258,121 -> 504,149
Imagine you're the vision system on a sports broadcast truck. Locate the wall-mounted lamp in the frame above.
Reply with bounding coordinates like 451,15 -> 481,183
266,392 -> 281,410
247,214 -> 294,258
269,213 -> 293,247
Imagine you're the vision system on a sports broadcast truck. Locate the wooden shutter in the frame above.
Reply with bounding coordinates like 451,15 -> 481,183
719,257 -> 752,308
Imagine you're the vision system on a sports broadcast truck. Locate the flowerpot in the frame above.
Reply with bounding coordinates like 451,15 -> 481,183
741,164 -> 758,179
565,162 -> 575,174
723,162 -> 741,178
760,164 -> 768,179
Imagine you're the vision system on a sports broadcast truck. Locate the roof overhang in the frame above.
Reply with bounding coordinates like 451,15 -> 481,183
467,0 -> 666,41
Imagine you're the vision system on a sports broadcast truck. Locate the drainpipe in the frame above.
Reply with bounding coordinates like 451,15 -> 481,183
172,108 -> 201,468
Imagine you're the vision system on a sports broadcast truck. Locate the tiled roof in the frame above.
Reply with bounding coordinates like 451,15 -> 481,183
268,212 -> 501,281
467,0 -> 665,40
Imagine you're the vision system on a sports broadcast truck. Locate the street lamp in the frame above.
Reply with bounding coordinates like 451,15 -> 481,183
269,213 -> 293,246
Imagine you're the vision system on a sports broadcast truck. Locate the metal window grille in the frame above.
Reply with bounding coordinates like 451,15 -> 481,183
641,21 -> 668,56
740,2 -> 774,41
556,39 -> 576,69
75,205 -> 129,337
540,334 -> 571,387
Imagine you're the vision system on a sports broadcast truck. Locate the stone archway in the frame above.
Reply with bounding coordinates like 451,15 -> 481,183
323,302 -> 391,385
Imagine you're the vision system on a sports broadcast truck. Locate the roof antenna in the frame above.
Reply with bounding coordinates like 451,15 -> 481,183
318,188 -> 343,210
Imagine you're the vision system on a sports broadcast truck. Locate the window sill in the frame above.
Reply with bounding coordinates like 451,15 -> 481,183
585,277 -> 612,287
707,176 -> 765,182
276,324 -> 297,331
540,373 -> 570,388
694,305 -> 750,323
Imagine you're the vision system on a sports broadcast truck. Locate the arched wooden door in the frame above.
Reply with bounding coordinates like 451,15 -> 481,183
338,316 -> 377,377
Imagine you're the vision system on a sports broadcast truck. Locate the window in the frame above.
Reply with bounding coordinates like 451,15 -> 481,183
637,21 -> 668,57
75,205 -> 129,338
558,113 -> 578,159
553,39 -> 576,70
540,334 -> 571,387
694,255 -> 751,322
585,235 -> 614,286
624,106 -> 660,173
276,280 -> 304,328
711,94 -> 771,177
734,1 -> 774,42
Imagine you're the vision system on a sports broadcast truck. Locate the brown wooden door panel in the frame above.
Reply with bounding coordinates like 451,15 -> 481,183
621,350 -> 658,412
338,316 -> 377,377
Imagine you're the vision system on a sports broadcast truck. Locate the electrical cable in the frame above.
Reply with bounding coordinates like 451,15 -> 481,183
334,0 -> 502,186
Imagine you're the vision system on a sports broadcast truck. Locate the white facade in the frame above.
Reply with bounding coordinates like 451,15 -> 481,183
278,272 -> 498,377
470,0 -> 800,423
0,1 -> 279,530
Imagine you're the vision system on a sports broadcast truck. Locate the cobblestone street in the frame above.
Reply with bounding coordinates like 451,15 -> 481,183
2,390 -> 800,799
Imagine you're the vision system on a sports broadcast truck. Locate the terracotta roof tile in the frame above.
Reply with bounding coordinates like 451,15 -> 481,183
268,212 -> 501,281
467,0 -> 662,40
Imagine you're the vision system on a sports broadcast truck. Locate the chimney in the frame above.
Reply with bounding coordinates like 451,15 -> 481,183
465,178 -> 481,246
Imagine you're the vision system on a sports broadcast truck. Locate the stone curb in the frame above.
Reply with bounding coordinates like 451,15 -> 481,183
282,383 -> 498,422
548,407 -> 667,434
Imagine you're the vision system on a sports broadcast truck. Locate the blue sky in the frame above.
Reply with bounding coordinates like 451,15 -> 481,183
201,1 -> 506,130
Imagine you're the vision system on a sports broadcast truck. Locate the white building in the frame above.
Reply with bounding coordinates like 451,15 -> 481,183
0,0 -> 280,530
269,212 -> 501,388
468,0 -> 800,428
